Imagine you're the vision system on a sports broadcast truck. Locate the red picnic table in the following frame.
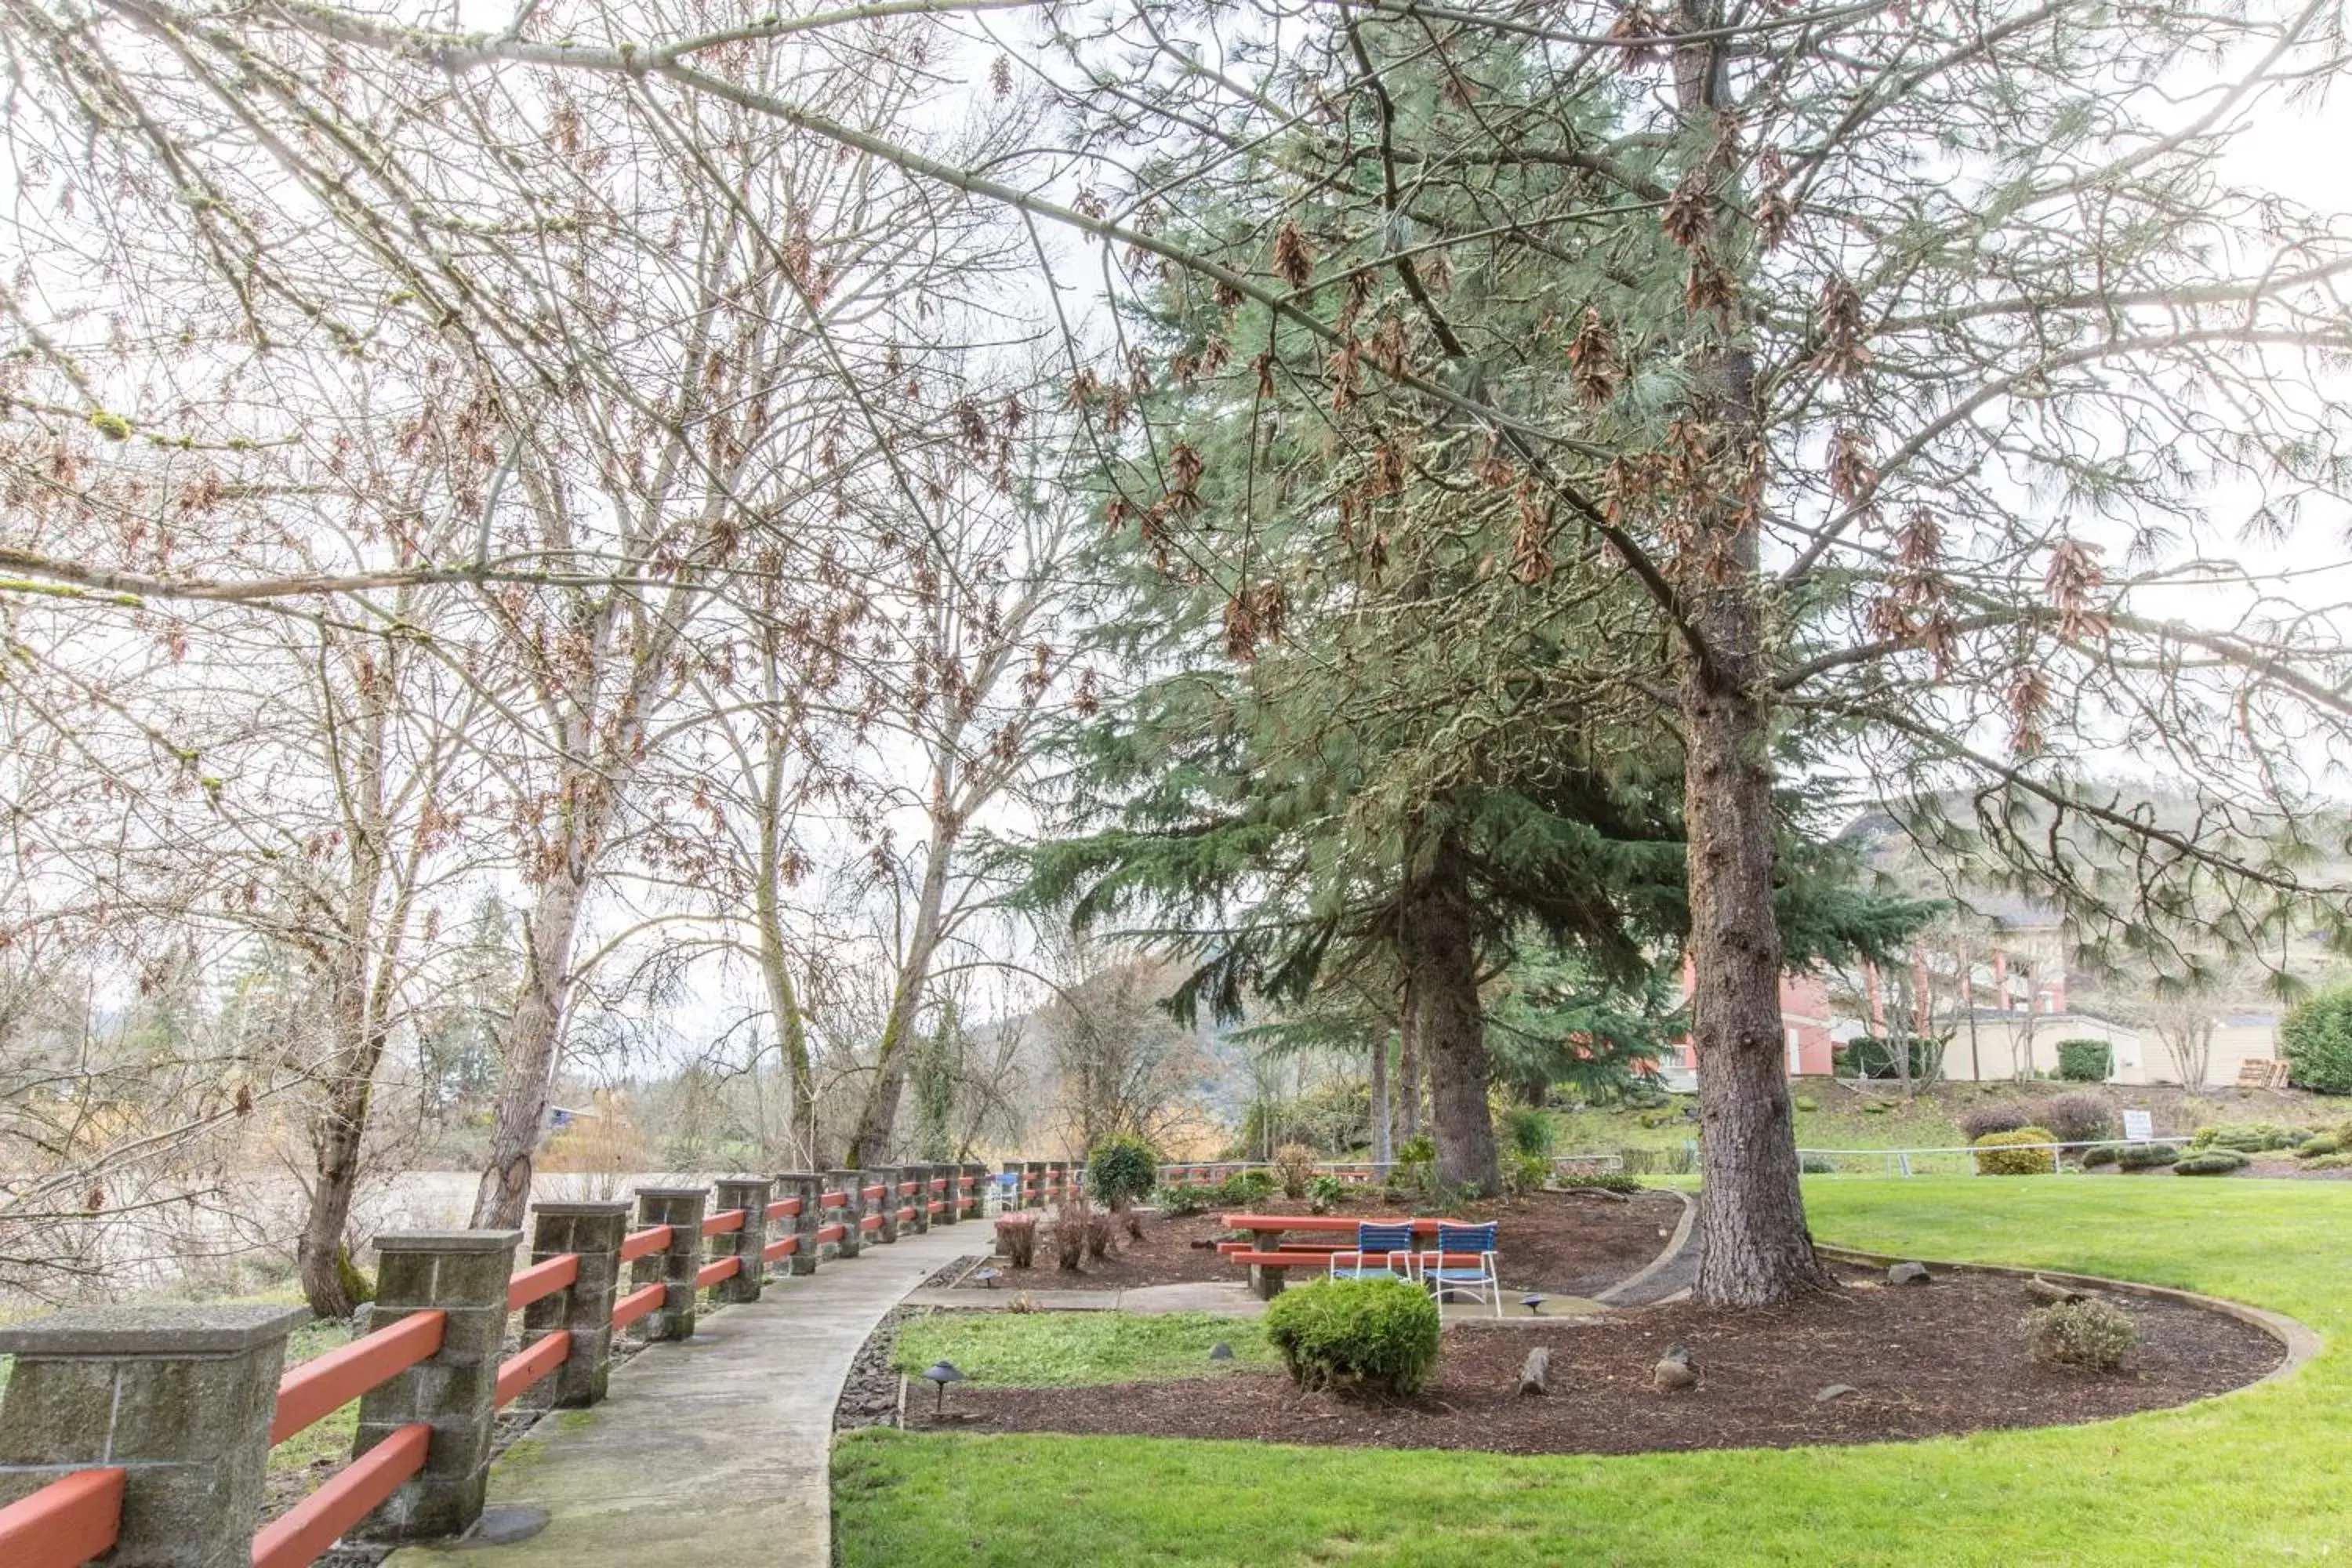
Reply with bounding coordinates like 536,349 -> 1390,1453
1216,1212 -> 1469,1299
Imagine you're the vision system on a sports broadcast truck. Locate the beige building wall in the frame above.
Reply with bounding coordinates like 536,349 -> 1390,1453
1939,1012 -> 2280,1087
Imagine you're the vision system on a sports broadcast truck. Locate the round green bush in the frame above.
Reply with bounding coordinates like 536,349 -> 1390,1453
2053,1038 -> 2114,1082
2296,1134 -> 2344,1159
2281,986 -> 2352,1096
1263,1278 -> 1442,1397
2022,1298 -> 2137,1370
2078,1143 -> 2122,1168
2117,1142 -> 2182,1170
1087,1133 -> 1160,1208
2302,1152 -> 2352,1171
2173,1149 -> 2250,1176
1973,1127 -> 2058,1176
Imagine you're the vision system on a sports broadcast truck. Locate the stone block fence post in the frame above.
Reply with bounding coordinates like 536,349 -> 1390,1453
710,1178 -> 771,1304
630,1187 -> 709,1342
523,1201 -> 630,1409
1024,1160 -> 1049,1209
931,1163 -> 960,1226
0,1303 -> 309,1568
906,1167 -> 932,1235
964,1161 -> 991,1219
354,1229 -> 522,1543
771,1171 -> 822,1276
823,1169 -> 865,1260
873,1167 -> 903,1244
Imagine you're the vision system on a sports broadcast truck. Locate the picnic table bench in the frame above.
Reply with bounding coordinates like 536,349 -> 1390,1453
1217,1213 -> 1468,1300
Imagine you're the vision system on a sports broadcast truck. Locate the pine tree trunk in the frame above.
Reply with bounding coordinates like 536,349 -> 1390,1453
1403,830 -> 1498,1195
1670,0 -> 1830,1308
1396,978 -> 1421,1139
1370,1024 -> 1392,1164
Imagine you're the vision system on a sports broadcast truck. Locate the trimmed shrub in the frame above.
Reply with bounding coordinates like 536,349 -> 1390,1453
1502,1152 -> 1552,1196
1262,1277 -> 1442,1397
2281,985 -> 2352,1096
1216,1168 -> 1276,1206
1961,1104 -> 2033,1142
2199,1123 -> 2296,1153
2045,1091 -> 2116,1145
1798,1154 -> 1839,1174
2302,1152 -> 2352,1171
2173,1149 -> 2251,1176
1306,1174 -> 1348,1213
1558,1171 -> 1642,1195
2054,1038 -> 2114,1082
997,1213 -> 1038,1268
1502,1105 -> 1557,1159
1048,1200 -> 1094,1270
2117,1142 -> 2182,1170
2079,1143 -> 2122,1168
2023,1298 -> 2137,1370
1086,1134 -> 1160,1209
1155,1181 -> 1214,1217
1835,1034 -> 1944,1080
2296,1134 -> 2344,1160
1271,1143 -> 1319,1200
1794,1094 -> 1819,1112
1973,1127 -> 2058,1175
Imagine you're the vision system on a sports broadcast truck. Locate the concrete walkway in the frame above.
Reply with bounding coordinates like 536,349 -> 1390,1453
383,1223 -> 977,1568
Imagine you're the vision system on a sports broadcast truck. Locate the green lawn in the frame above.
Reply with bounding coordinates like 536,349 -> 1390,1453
893,1310 -> 1277,1387
835,1178 -> 2352,1566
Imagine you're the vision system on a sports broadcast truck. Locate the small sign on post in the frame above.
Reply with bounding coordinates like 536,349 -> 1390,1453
2122,1109 -> 2154,1144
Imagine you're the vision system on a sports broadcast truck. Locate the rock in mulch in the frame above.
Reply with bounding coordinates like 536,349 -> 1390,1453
918,1254 -> 986,1291
933,1259 -> 2285,1457
1516,1347 -> 1551,1396
1887,1261 -> 1932,1287
1814,1383 -> 1859,1403
836,1305 -> 923,1433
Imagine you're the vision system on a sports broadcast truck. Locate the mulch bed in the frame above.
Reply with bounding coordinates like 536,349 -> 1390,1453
919,1261 -> 2284,1454
955,1188 -> 1686,1298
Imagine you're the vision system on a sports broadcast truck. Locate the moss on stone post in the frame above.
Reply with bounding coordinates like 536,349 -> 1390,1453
354,1229 -> 522,1543
524,1201 -> 629,1409
0,1304 -> 307,1568
823,1169 -> 864,1260
631,1187 -> 708,1342
710,1178 -> 770,1304
771,1171 -> 822,1276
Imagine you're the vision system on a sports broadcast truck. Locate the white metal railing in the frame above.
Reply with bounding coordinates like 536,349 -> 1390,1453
1796,1136 -> 2181,1176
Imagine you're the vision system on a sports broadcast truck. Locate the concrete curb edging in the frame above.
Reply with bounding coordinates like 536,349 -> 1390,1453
1814,1244 -> 2321,1391
1593,1187 -> 1697,1306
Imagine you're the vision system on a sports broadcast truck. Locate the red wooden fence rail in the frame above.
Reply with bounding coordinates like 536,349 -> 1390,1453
3,1158 -> 1047,1568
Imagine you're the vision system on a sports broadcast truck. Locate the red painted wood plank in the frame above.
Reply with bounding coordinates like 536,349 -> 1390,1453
271,1311 -> 445,1445
694,1256 -> 742,1290
760,1234 -> 798,1263
819,1189 -> 848,1207
858,1214 -> 883,1232
765,1197 -> 802,1221
814,1223 -> 848,1245
700,1209 -> 746,1236
611,1281 -> 667,1331
250,1422 -> 428,1568
618,1225 -> 673,1262
506,1253 -> 580,1312
0,1466 -> 122,1568
494,1331 -> 572,1408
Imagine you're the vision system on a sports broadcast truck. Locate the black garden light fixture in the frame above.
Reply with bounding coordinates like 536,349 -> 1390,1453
921,1360 -> 967,1415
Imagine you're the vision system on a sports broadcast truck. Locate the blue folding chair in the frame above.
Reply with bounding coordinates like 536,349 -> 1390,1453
987,1171 -> 1022,1215
1418,1221 -> 1501,1316
1329,1221 -> 1417,1282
